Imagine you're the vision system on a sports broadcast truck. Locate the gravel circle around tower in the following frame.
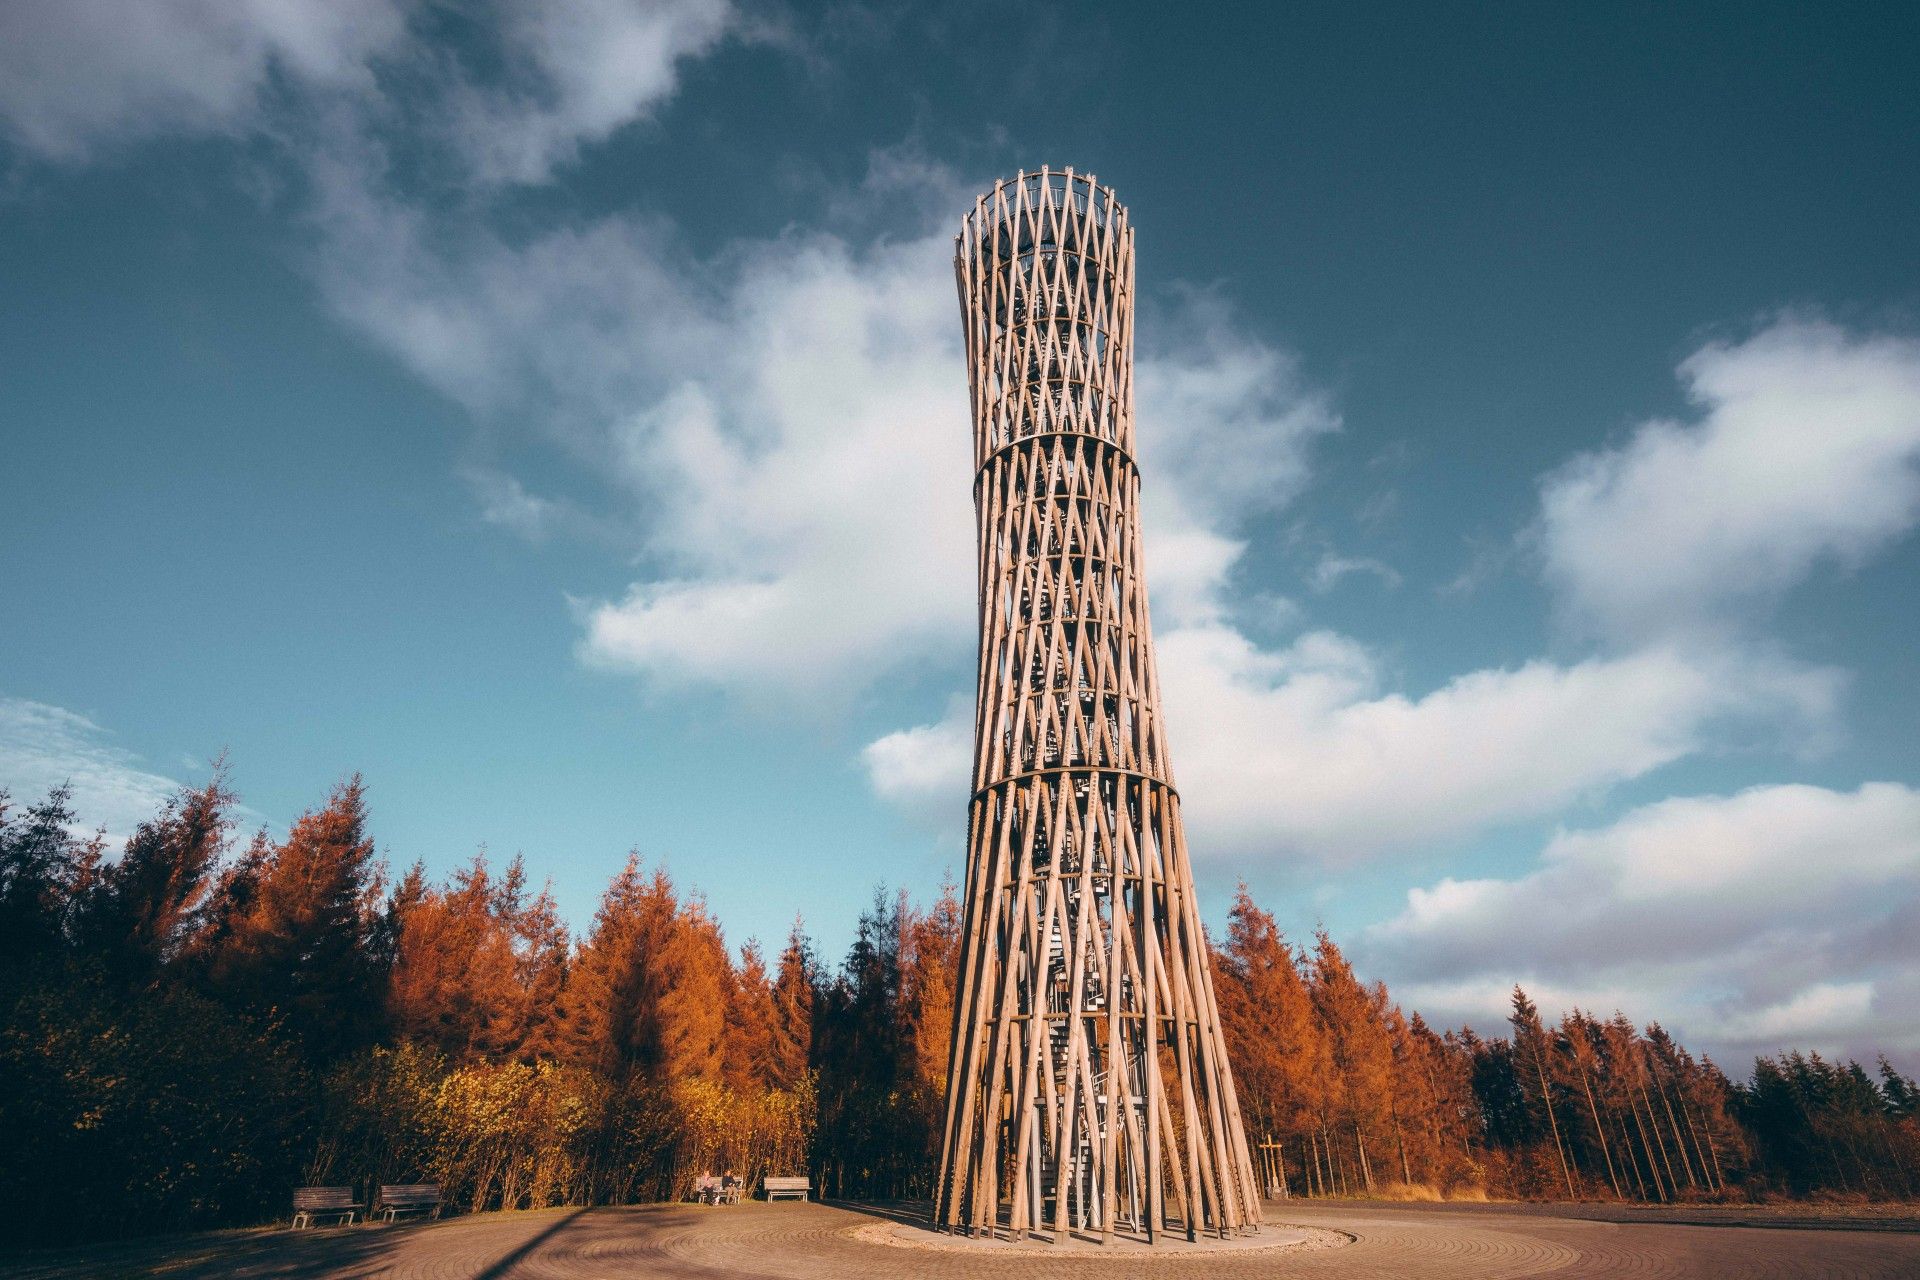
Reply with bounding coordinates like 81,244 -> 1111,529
842,1215 -> 1349,1255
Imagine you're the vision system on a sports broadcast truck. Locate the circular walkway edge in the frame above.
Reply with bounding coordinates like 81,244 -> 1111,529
844,1218 -> 1351,1256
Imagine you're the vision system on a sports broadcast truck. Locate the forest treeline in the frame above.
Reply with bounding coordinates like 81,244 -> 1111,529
1,774 -> 1915,1245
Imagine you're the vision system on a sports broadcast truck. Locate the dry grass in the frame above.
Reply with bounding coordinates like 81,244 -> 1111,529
1347,1182 -> 1491,1204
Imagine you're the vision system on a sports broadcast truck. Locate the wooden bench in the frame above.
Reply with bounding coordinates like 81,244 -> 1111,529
762,1175 -> 811,1202
375,1183 -> 443,1222
292,1186 -> 360,1228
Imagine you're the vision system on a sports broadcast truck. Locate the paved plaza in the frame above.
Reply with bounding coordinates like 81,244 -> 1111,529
5,1198 -> 1918,1279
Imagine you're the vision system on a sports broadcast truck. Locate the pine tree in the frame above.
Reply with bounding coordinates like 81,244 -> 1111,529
0,786 -> 91,973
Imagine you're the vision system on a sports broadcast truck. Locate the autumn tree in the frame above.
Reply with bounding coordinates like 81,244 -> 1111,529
559,856 -> 725,1083
200,776 -> 387,1061
1508,987 -> 1576,1196
1212,885 -> 1334,1194
900,879 -> 961,1127
766,920 -> 817,1092
76,774 -> 233,979
1309,930 -> 1398,1194
387,851 -> 569,1061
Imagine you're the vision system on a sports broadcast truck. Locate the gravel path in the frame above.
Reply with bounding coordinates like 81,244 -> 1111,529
5,1198 -> 1917,1279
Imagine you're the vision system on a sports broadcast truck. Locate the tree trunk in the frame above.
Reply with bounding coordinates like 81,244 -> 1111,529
1390,1098 -> 1413,1185
1629,1089 -> 1668,1202
1617,1116 -> 1649,1201
1654,1077 -> 1698,1190
1577,1059 -> 1623,1199
1675,1091 -> 1716,1192
1699,1108 -> 1726,1192
1531,1042 -> 1577,1198
1635,1072 -> 1680,1197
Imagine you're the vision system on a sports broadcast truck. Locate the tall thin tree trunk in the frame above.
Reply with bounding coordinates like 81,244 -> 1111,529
1531,1042 -> 1577,1198
1675,1091 -> 1716,1192
1618,1116 -> 1649,1201
1355,1122 -> 1375,1193
1328,1122 -> 1348,1196
1653,1075 -> 1698,1190
1629,1089 -> 1668,1202
1390,1099 -> 1412,1185
1635,1072 -> 1679,1197
1699,1108 -> 1726,1192
1576,1059 -> 1622,1199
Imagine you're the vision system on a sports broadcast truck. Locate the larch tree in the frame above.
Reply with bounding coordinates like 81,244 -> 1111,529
79,774 -> 233,979
1214,886 -> 1330,1160
766,920 -> 816,1092
900,878 -> 961,1116
726,940 -> 778,1092
1509,987 -> 1577,1197
1310,930 -> 1397,1193
201,776 -> 387,1062
387,852 -> 534,1060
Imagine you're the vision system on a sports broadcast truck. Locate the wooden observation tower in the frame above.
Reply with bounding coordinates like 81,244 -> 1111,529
935,169 -> 1263,1242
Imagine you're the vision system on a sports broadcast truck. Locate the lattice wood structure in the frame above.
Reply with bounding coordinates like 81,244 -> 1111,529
936,169 -> 1262,1243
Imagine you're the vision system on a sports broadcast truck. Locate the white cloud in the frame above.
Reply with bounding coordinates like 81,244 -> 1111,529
0,697 -> 185,844
0,0 -> 738,184
863,699 -> 973,825
466,467 -> 559,541
1158,632 -> 1837,861
304,141 -> 1337,700
1135,292 -> 1336,523
1135,302 -> 1340,627
0,0 -> 413,160
444,0 -> 736,186
863,631 -> 1840,862
1539,318 -> 1920,641
1308,552 -> 1401,593
1367,782 -> 1920,1065
570,229 -> 979,694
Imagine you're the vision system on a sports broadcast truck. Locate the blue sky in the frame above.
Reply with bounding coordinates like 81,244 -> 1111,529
2,1 -> 1917,1071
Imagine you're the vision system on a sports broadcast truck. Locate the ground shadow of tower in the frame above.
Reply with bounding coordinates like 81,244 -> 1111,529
935,169 -> 1263,1244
